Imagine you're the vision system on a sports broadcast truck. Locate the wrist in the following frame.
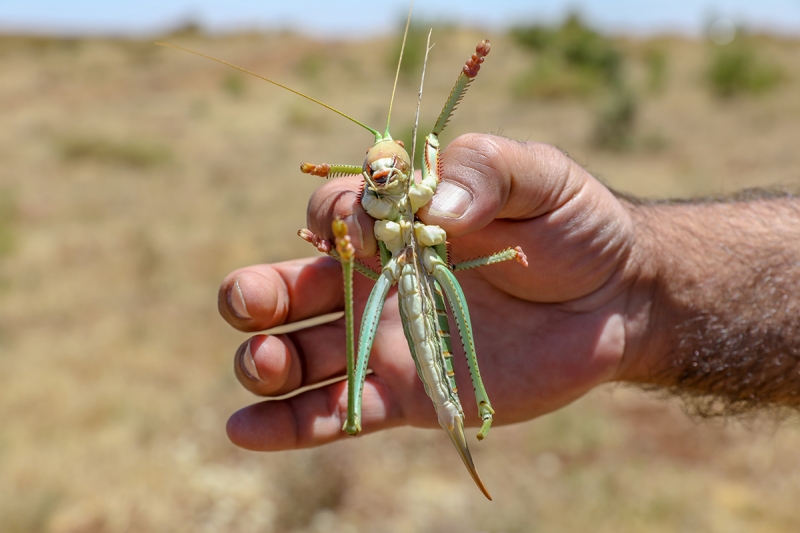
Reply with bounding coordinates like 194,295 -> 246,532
620,200 -> 701,385
612,200 -> 668,384
616,196 -> 800,411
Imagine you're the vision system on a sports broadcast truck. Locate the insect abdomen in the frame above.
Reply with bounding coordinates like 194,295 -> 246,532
397,263 -> 464,429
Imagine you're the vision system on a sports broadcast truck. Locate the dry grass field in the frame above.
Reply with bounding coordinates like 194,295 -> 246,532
1,20 -> 800,533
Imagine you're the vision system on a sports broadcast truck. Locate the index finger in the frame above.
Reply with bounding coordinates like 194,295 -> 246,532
218,257 -> 344,332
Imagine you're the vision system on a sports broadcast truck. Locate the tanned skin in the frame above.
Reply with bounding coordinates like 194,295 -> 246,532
218,134 -> 800,451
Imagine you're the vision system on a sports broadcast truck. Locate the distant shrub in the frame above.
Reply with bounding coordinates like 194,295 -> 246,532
284,103 -> 317,130
0,489 -> 61,533
513,15 -> 633,150
510,25 -> 557,52
0,190 -> 16,257
644,46 -> 668,94
592,88 -> 638,151
123,40 -> 161,66
0,36 -> 82,56
510,13 -> 624,100
165,20 -> 203,39
294,52 -> 326,82
221,72 -> 246,98
60,137 -> 172,168
707,38 -> 784,98
512,54 -> 602,100
386,21 -> 431,80
559,14 -> 623,83
641,130 -> 670,152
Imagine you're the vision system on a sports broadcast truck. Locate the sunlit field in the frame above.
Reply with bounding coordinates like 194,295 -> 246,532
1,20 -> 800,532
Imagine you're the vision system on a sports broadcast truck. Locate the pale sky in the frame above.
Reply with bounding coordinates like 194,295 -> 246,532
1,0 -> 799,38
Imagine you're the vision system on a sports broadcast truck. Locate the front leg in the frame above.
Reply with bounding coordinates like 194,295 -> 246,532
300,162 -> 362,178
410,40 -> 491,214
330,221 -> 398,436
409,132 -> 440,213
298,228 -> 381,281
345,263 -> 397,435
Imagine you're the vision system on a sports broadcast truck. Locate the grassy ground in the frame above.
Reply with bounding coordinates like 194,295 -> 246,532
1,26 -> 799,532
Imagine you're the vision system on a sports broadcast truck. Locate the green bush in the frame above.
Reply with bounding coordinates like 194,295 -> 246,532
294,52 -> 326,82
644,46 -> 668,94
707,39 -> 783,98
592,87 -> 638,151
386,21 -> 430,81
0,190 -> 16,257
510,13 -> 624,100
221,72 -> 246,98
512,54 -> 604,100
60,137 -> 172,168
559,14 -> 622,83
509,25 -> 557,52
512,15 -> 680,151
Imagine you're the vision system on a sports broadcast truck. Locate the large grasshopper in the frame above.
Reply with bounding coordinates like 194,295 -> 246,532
159,15 -> 527,501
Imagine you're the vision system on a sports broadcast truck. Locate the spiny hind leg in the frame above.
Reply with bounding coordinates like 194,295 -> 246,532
432,40 -> 491,137
430,262 -> 495,441
452,246 -> 528,272
411,40 -> 492,214
300,163 -> 362,178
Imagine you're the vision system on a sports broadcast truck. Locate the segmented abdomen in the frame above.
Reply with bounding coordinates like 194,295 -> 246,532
396,262 -> 463,430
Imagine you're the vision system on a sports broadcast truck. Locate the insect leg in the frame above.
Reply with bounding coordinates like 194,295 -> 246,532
410,41 -> 491,214
298,228 -> 381,280
431,262 -> 495,440
431,40 -> 491,137
343,265 -> 395,435
333,219 -> 357,433
452,246 -> 529,272
300,163 -> 363,178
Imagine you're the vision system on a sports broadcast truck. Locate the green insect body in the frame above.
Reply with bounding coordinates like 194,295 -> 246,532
319,40 -> 528,500
159,24 -> 527,502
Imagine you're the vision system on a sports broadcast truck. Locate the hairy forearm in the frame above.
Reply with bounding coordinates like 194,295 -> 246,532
625,193 -> 800,415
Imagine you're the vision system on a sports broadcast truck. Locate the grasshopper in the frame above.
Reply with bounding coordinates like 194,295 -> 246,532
158,13 -> 527,500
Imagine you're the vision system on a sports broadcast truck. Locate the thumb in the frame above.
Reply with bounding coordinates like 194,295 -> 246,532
418,133 -> 586,238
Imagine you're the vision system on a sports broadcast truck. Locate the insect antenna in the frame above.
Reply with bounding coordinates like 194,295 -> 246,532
385,0 -> 415,138
407,29 -> 434,285
410,30 -> 434,186
155,42 -> 380,141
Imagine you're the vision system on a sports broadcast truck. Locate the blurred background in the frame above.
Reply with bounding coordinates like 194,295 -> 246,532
2,1 -> 800,532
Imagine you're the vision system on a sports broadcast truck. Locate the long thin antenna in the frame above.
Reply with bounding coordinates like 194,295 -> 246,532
385,0 -> 415,137
155,42 -> 380,140
410,30 -> 434,180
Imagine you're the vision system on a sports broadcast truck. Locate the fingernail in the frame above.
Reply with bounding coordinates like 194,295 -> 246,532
229,278 -> 251,319
236,340 -> 263,382
344,213 -> 364,253
428,181 -> 473,219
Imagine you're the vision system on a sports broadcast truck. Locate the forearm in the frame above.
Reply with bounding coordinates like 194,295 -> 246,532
623,194 -> 800,414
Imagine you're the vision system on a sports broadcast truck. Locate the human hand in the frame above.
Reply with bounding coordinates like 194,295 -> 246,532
219,133 -> 652,451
